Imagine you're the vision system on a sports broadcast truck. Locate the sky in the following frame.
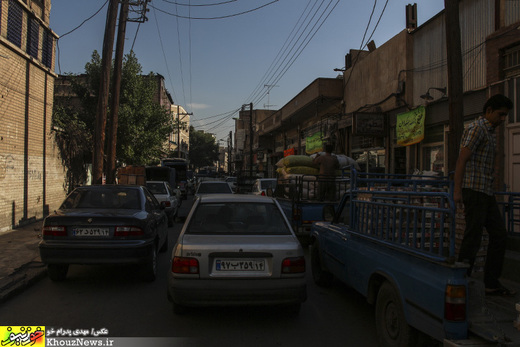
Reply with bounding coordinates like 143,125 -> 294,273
50,0 -> 445,143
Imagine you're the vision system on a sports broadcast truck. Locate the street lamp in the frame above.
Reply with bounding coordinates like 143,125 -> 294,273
420,87 -> 447,101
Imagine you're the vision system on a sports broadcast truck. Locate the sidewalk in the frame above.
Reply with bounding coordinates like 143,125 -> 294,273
0,221 -> 47,303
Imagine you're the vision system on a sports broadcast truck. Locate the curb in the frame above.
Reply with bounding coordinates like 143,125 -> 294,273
0,261 -> 47,304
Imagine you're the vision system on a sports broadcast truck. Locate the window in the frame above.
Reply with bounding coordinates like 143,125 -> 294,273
7,0 -> 23,48
505,44 -> 520,78
42,29 -> 53,68
27,17 -> 39,58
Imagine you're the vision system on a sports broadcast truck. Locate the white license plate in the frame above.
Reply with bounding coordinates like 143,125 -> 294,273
215,259 -> 265,271
73,227 -> 109,236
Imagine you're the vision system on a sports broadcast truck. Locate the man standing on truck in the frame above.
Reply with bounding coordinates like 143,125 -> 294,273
313,144 -> 340,201
454,94 -> 514,296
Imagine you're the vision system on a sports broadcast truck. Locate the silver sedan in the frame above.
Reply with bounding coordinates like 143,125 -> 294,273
167,194 -> 307,314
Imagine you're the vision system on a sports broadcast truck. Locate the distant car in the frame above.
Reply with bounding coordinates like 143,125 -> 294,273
39,185 -> 169,282
251,178 -> 277,196
146,181 -> 179,226
167,194 -> 307,314
225,177 -> 237,192
194,180 -> 233,199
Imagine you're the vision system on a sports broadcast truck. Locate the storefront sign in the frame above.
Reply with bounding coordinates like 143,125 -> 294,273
396,106 -> 425,146
284,148 -> 296,157
305,132 -> 323,154
353,113 -> 385,136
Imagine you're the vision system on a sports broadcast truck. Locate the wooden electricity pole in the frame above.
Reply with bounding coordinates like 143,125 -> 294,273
445,0 -> 464,173
106,0 -> 130,184
92,0 -> 119,184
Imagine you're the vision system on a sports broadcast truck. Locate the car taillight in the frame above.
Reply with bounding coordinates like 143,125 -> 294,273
114,226 -> 144,236
282,257 -> 305,273
172,257 -> 199,274
445,285 -> 466,321
261,191 -> 266,196
163,201 -> 171,207
43,226 -> 67,236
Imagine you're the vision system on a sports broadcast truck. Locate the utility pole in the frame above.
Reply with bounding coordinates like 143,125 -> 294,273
92,0 -> 119,185
106,0 -> 129,184
249,102 -> 253,178
445,0 -> 464,173
228,130 -> 232,174
177,105 -> 193,158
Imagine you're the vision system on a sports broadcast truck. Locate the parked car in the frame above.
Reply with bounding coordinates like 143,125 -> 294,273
39,185 -> 169,282
167,194 -> 307,314
251,178 -> 277,196
225,176 -> 237,192
146,180 -> 179,226
194,180 -> 233,199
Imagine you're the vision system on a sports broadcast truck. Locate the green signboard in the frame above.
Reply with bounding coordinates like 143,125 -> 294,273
306,132 -> 323,154
396,106 -> 425,146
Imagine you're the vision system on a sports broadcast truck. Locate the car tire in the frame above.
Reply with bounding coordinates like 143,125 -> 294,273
160,233 -> 169,253
172,302 -> 188,315
375,281 -> 417,347
311,243 -> 334,287
47,264 -> 69,281
141,246 -> 157,282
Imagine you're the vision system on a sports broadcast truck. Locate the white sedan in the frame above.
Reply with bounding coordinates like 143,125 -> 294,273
167,194 -> 307,314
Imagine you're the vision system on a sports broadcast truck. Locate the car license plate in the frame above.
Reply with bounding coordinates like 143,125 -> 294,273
215,259 -> 265,271
73,227 -> 109,237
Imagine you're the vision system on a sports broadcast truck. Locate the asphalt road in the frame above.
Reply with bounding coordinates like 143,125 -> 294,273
0,195 -> 380,347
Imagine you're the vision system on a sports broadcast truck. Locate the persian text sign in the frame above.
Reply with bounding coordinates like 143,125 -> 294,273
396,106 -> 425,146
305,132 -> 322,154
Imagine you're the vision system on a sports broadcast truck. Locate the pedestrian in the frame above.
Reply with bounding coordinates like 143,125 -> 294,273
313,144 -> 340,201
454,93 -> 515,296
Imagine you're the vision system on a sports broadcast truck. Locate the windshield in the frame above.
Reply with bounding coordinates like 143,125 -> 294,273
60,187 -> 141,209
186,202 -> 291,235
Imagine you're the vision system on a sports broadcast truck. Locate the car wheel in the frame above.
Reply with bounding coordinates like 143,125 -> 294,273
375,281 -> 417,347
47,264 -> 68,281
141,246 -> 157,282
311,243 -> 334,287
172,302 -> 188,315
160,233 -> 169,253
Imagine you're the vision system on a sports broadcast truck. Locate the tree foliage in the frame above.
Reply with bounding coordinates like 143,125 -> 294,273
188,126 -> 219,169
52,51 -> 173,190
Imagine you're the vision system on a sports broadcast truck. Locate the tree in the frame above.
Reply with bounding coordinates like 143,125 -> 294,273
52,51 -> 173,190
188,126 -> 219,169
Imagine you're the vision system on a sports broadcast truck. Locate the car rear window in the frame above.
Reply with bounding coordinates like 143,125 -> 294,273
60,188 -> 141,209
197,183 -> 232,194
260,180 -> 277,190
146,182 -> 167,194
186,202 -> 291,235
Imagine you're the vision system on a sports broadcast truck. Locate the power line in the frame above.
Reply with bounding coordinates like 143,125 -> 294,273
152,6 -> 179,103
149,0 -> 279,20
160,0 -> 238,7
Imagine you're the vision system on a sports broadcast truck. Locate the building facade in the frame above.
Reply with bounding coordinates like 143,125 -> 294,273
0,0 -> 65,232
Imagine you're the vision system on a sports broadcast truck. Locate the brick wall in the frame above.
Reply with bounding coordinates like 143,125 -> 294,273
0,0 -> 66,232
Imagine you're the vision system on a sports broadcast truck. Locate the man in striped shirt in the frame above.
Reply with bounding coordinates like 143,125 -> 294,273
454,94 -> 514,296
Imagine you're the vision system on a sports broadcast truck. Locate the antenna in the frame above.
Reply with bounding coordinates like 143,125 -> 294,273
264,84 -> 279,110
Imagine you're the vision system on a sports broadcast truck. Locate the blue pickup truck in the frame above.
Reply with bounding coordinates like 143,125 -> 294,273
311,170 -> 520,346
